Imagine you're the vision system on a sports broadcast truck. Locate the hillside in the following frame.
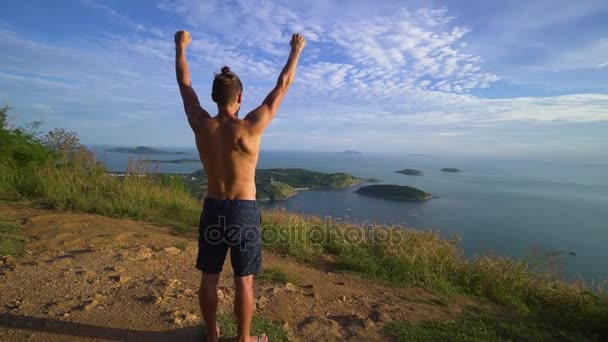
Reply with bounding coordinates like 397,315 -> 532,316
0,203 -> 492,341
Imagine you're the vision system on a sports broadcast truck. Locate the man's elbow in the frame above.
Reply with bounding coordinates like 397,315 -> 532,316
277,75 -> 294,91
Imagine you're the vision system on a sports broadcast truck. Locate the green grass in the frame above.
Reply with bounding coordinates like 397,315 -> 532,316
257,267 -> 294,285
0,216 -> 21,234
0,235 -> 25,257
201,313 -> 288,341
0,215 -> 25,257
172,241 -> 187,251
384,313 -> 589,342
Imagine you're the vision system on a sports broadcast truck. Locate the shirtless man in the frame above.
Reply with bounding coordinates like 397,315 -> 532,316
174,30 -> 305,342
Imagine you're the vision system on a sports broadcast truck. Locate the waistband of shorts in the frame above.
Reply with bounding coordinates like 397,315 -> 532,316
203,197 -> 258,209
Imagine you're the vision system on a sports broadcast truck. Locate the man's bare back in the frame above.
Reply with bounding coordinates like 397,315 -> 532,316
194,115 -> 261,200
175,30 -> 305,342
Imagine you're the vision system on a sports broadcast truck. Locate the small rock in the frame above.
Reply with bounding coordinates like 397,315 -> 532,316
134,247 -> 153,260
110,275 -> 131,284
285,282 -> 297,292
338,295 -> 347,302
364,319 -> 375,329
112,266 -> 126,273
185,313 -> 199,322
154,296 -> 164,305
83,300 -> 101,311
2,256 -> 15,265
5,300 -> 21,310
167,279 -> 181,287
167,309 -> 197,326
83,294 -> 107,311
163,247 -> 181,255
298,317 -> 343,340
256,296 -> 269,309
184,288 -> 196,297
271,287 -> 283,295
169,309 -> 183,319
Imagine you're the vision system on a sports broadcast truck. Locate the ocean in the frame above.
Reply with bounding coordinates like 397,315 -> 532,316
90,146 -> 608,282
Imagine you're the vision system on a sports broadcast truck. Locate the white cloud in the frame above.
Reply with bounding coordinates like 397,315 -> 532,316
1,0 -> 606,155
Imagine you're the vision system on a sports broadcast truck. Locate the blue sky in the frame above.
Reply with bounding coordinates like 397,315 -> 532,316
1,0 -> 607,160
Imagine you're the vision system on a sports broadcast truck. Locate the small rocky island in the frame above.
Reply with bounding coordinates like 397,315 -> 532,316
146,158 -> 200,164
106,146 -> 186,155
187,168 -> 372,201
355,184 -> 432,201
441,168 -> 462,173
396,169 -> 424,176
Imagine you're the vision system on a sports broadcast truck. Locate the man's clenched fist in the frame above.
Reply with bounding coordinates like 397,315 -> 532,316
290,33 -> 306,52
175,30 -> 192,49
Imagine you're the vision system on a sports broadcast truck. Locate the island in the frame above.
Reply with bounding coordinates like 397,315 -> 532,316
106,146 -> 186,155
441,168 -> 462,173
146,158 -> 200,164
340,150 -> 362,155
396,169 -> 424,176
187,168 -> 373,201
355,184 -> 432,201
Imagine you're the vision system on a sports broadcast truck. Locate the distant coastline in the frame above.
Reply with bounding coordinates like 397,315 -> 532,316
105,146 -> 186,155
144,158 -> 200,164
185,168 -> 374,201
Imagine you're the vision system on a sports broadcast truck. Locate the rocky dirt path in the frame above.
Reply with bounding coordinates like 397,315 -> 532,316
0,203 -> 493,341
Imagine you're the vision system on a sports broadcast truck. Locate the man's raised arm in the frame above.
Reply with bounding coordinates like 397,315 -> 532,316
175,30 -> 210,129
245,34 -> 306,133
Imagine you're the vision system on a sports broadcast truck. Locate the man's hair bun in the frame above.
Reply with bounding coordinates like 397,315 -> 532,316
221,66 -> 231,74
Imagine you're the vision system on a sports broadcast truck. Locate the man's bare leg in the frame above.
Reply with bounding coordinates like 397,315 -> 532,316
234,275 -> 259,342
199,273 -> 221,342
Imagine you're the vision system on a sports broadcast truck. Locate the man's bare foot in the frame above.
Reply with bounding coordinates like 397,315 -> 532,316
205,324 -> 220,342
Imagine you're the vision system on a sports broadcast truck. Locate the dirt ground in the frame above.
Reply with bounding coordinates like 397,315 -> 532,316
0,203 -> 494,341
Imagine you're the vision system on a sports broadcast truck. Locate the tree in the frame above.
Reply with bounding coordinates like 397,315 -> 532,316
0,104 -> 10,131
42,128 -> 81,155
